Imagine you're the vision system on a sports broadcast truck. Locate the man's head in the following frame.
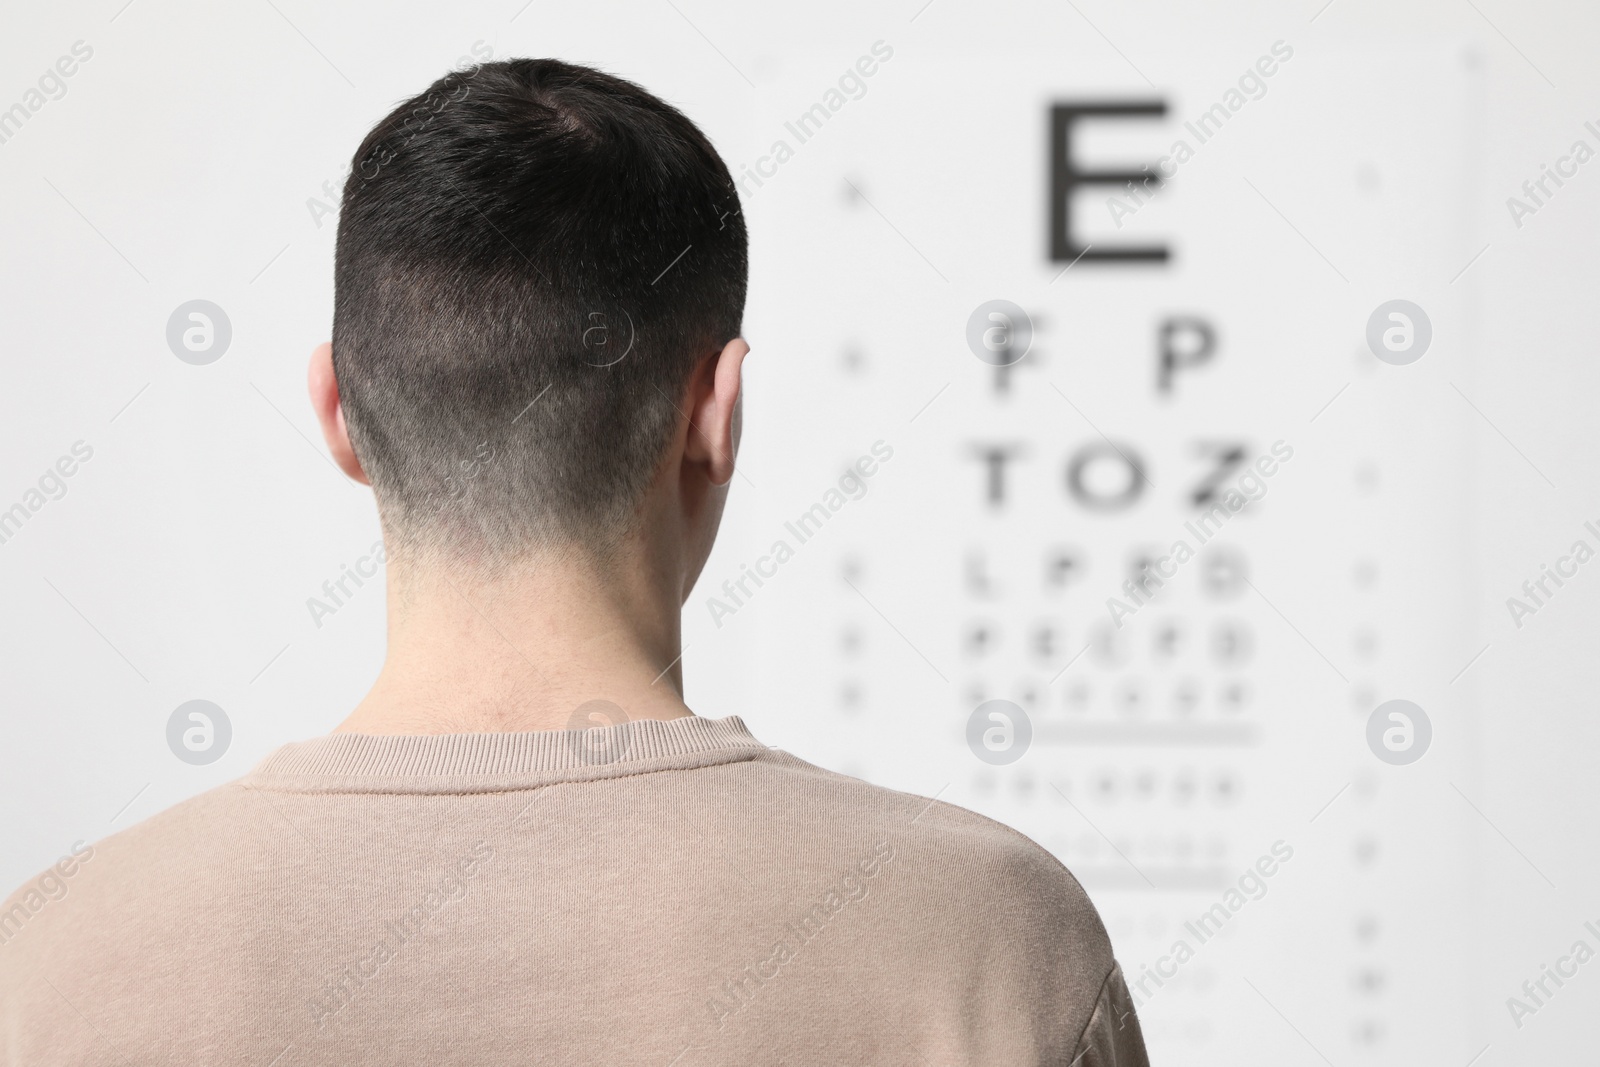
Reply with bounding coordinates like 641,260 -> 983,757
309,58 -> 748,585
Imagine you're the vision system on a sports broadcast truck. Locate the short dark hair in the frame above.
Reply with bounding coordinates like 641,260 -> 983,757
332,58 -> 747,561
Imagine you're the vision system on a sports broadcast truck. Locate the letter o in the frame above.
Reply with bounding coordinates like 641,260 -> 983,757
1067,441 -> 1148,512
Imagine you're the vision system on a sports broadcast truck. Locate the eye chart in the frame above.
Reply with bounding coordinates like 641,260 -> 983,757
692,34 -> 1486,1066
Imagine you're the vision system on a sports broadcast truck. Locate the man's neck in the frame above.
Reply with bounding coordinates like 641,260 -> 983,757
334,551 -> 694,736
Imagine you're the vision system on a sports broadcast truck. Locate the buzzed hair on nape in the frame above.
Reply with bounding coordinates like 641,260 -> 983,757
331,58 -> 747,564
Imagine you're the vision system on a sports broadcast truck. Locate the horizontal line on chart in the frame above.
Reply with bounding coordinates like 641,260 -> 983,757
1069,866 -> 1235,892
1034,722 -> 1260,746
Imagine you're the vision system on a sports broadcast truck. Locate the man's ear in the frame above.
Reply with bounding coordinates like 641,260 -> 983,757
684,336 -> 749,487
308,342 -> 369,485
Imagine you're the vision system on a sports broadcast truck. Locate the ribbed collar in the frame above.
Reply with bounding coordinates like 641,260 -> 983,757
243,715 -> 766,795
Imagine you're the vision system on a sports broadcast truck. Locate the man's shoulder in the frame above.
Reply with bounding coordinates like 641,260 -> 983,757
739,749 -> 1112,954
0,779 -> 255,974
726,749 -> 1118,1048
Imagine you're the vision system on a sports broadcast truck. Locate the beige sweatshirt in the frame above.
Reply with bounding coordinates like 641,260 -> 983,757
0,715 -> 1146,1065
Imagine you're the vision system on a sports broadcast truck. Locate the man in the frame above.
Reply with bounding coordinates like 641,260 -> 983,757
0,59 -> 1146,1064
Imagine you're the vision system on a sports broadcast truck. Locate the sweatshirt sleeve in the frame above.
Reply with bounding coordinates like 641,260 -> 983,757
1069,963 -> 1151,1067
